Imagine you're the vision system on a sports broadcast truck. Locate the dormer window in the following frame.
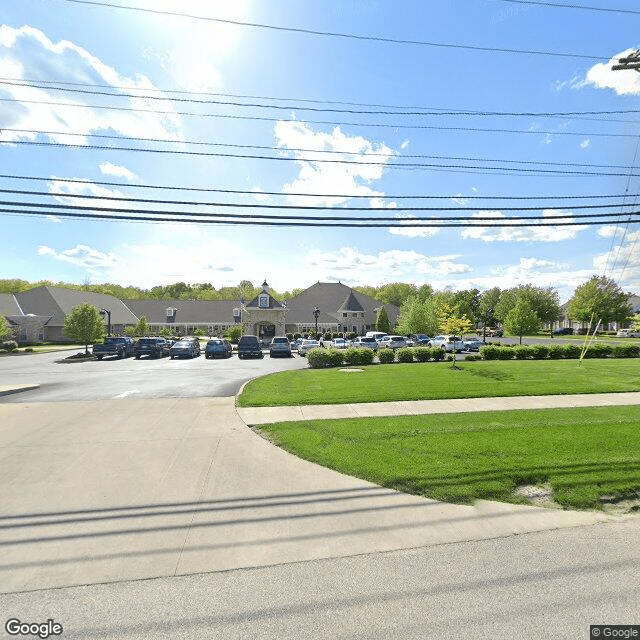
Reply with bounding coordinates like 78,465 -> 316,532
259,294 -> 269,308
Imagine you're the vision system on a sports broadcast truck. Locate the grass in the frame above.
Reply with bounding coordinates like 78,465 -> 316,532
237,359 -> 640,407
258,406 -> 640,510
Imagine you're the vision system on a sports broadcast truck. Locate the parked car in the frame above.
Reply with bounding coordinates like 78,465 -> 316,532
463,338 -> 482,352
298,339 -> 320,356
378,335 -> 409,350
350,336 -> 378,350
205,338 -> 232,359
616,328 -> 640,338
92,336 -> 135,360
237,335 -> 264,359
269,336 -> 292,358
365,331 -> 388,342
291,338 -> 302,352
553,327 -> 574,336
411,334 -> 431,345
170,339 -> 200,359
428,335 -> 465,352
331,337 -> 349,349
134,337 -> 170,359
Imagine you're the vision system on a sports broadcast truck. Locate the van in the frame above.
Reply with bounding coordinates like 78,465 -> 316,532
365,331 -> 388,342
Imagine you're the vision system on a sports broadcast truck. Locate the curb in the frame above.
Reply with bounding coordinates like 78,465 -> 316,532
0,384 -> 40,397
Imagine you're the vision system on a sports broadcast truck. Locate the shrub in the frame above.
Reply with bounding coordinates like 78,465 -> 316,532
465,354 -> 482,361
344,347 -> 375,366
548,344 -> 564,359
530,344 -> 549,360
324,332 -> 332,341
582,343 -> 612,359
1,340 -> 18,352
327,348 -> 345,367
414,347 -> 431,362
513,345 -> 534,360
479,344 -> 500,360
562,344 -> 582,359
294,333 -> 301,340
430,347 -> 446,361
24,347 -> 34,352
378,348 -> 396,364
307,348 -> 333,368
397,347 -> 414,363
613,343 -> 640,358
496,346 -> 515,360
347,332 -> 357,340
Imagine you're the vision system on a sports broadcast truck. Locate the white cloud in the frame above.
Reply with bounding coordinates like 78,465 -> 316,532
38,244 -> 118,277
0,25 -> 183,144
307,247 -> 472,283
48,177 -> 128,209
273,121 -> 397,207
461,209 -> 587,243
592,228 -> 640,290
400,139 -> 410,150
580,139 -> 591,150
451,194 -> 469,205
388,215 -> 439,238
251,187 -> 271,202
574,48 -> 640,95
99,163 -> 138,181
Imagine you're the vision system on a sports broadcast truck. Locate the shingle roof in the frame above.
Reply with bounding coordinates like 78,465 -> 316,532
123,299 -> 240,323
0,294 -> 22,316
15,287 -> 139,326
338,291 -> 365,313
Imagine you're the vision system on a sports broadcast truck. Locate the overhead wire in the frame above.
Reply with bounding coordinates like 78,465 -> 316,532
495,0 -> 640,15
61,0 -> 608,60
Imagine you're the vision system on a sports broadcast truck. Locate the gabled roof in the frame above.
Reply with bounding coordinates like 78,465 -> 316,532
15,287 -> 139,327
245,292 -> 284,309
338,291 -> 364,313
0,294 -> 22,317
123,299 -> 240,323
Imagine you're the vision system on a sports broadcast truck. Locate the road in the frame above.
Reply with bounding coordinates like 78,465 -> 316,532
0,350 -> 308,403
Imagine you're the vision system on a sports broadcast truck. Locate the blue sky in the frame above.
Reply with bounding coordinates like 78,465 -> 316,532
1,0 -> 639,301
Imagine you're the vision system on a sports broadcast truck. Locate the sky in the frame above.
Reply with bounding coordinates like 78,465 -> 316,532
1,0 -> 639,301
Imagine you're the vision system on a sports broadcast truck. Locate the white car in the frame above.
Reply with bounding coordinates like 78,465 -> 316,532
428,335 -> 465,352
298,339 -> 320,356
616,329 -> 640,338
351,336 -> 378,350
378,335 -> 409,350
331,338 -> 349,349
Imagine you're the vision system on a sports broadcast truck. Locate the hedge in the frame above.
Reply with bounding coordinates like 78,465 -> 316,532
343,347 -> 375,366
414,347 -> 431,362
396,347 -> 414,363
377,348 -> 396,364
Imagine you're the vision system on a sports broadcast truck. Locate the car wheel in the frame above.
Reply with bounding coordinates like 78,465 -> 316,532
96,355 -> 103,360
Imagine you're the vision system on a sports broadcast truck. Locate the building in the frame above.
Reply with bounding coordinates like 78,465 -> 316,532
1,281 -> 399,342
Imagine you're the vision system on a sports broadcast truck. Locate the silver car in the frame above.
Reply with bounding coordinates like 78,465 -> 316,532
350,336 -> 378,350
378,335 -> 409,350
428,335 -> 465,352
298,339 -> 320,356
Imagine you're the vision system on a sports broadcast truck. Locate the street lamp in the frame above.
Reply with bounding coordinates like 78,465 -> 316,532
313,306 -> 320,337
482,308 -> 493,343
100,308 -> 111,336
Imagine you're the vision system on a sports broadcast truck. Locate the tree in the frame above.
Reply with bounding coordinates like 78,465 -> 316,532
477,287 -> 501,335
0,315 -> 11,340
134,316 -> 150,336
503,298 -> 540,344
375,306 -> 392,333
375,283 -> 418,307
495,284 -> 561,329
567,276 -> 632,327
394,295 -> 439,336
437,302 -> 472,368
224,325 -> 243,343
63,303 -> 105,353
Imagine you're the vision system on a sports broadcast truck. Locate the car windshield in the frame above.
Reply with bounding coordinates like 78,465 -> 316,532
138,338 -> 157,345
174,341 -> 190,347
273,338 -> 288,343
361,337 -> 375,343
208,340 -> 223,345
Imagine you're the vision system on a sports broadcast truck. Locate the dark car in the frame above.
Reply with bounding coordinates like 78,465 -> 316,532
237,335 -> 263,359
411,334 -> 431,345
269,336 -> 292,358
170,339 -> 200,359
93,336 -> 135,360
134,337 -> 170,359
554,327 -> 574,335
205,339 -> 233,359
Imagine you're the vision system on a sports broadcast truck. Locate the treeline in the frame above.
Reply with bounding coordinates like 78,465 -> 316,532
0,279 -> 305,302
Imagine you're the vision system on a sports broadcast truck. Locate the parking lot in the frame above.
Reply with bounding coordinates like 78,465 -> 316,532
0,349 -> 308,403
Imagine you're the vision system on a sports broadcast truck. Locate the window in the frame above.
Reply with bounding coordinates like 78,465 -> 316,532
259,295 -> 269,308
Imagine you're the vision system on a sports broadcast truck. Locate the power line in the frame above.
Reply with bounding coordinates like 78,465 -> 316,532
3,203 -> 637,227
3,139 -> 638,177
1,97 -> 632,138
2,128 -> 633,172
0,174 -> 631,201
61,0 -> 608,60
5,189 -> 638,212
1,76 -> 637,123
496,0 -> 640,15
3,79 -> 637,119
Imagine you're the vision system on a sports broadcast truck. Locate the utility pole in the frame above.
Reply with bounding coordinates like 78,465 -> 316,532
612,50 -> 640,72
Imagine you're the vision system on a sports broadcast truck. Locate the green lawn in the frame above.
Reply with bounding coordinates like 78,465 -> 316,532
259,406 -> 640,510
237,359 -> 640,407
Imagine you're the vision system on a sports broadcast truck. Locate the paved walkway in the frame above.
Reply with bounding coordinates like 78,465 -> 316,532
2,393 -> 637,593
237,391 -> 640,424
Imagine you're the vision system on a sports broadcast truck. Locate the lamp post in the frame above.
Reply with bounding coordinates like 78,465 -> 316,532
482,308 -> 493,343
313,306 -> 320,337
100,308 -> 111,336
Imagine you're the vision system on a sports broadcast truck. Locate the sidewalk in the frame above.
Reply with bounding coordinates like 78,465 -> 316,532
236,391 -> 640,425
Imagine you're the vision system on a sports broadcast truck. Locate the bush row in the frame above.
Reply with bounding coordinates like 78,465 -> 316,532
305,342 -> 640,368
1,340 -> 18,352
479,343 -> 639,360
